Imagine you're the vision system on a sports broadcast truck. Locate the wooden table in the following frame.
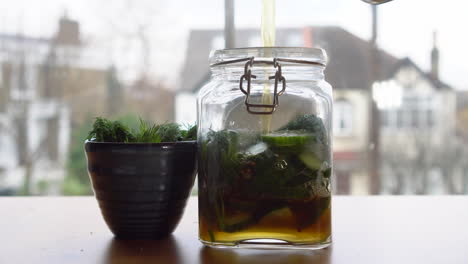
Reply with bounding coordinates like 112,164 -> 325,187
1,196 -> 467,264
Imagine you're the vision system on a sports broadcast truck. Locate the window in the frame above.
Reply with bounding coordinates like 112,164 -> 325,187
333,100 -> 353,136
0,1 -> 465,197
400,96 -> 434,129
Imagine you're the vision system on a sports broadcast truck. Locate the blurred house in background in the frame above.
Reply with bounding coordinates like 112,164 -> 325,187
0,15 -> 177,195
43,15 -> 110,127
378,56 -> 457,194
0,15 -> 110,194
126,76 -> 175,123
177,26 -> 458,195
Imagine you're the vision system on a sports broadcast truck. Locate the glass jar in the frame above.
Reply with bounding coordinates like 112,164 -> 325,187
197,47 -> 332,249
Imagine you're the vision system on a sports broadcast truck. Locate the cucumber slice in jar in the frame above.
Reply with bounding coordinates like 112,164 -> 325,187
278,114 -> 328,145
261,132 -> 314,152
298,151 -> 323,170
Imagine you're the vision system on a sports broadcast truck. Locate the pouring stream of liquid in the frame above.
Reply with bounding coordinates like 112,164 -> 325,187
260,0 -> 275,133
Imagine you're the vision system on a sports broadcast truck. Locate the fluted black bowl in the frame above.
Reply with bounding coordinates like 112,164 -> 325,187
85,141 -> 197,239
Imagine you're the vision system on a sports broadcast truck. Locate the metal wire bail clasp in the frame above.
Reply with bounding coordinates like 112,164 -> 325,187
239,57 -> 286,115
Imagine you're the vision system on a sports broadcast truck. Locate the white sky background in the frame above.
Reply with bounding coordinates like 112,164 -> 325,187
0,0 -> 467,90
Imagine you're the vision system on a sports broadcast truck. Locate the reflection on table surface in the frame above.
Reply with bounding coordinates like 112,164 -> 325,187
102,235 -> 331,264
200,246 -> 331,264
103,236 -> 183,264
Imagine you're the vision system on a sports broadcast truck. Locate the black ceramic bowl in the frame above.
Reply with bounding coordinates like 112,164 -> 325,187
85,141 -> 197,239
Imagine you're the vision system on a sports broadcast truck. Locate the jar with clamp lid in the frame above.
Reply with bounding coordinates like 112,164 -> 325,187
197,47 -> 333,249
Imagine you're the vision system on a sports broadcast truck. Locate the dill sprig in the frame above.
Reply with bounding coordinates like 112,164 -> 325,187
86,117 -> 135,142
86,117 -> 197,143
133,118 -> 162,143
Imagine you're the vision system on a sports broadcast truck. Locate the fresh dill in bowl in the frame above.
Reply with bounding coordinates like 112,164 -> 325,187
86,117 -> 196,143
84,117 -> 198,239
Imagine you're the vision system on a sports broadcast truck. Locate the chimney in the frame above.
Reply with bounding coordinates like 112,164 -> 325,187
430,31 -> 439,81
54,12 -> 80,46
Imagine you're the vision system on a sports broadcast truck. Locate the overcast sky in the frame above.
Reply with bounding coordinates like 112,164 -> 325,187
1,0 -> 467,90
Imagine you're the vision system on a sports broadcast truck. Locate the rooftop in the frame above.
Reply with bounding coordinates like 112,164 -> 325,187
179,26 -> 451,92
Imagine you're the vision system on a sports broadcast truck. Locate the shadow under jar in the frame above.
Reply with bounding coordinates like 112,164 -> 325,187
197,47 -> 333,249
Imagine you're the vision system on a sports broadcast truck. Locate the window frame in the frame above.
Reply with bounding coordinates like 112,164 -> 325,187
333,99 -> 354,137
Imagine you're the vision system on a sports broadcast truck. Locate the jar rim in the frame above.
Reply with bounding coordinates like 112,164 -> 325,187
209,47 -> 327,67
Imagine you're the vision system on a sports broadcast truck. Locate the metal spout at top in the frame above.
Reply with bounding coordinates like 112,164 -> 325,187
361,0 -> 394,4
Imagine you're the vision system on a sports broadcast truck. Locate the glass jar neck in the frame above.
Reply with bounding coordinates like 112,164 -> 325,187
209,47 -> 328,82
211,63 -> 325,82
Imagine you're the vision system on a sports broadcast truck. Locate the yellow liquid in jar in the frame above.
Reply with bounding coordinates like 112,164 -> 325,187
199,196 -> 331,245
